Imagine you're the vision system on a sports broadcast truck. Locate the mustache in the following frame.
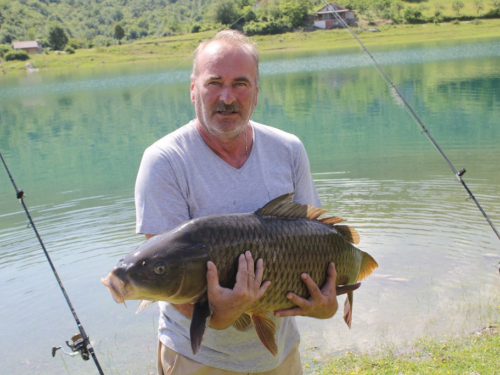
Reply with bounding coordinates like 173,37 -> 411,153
214,103 -> 241,113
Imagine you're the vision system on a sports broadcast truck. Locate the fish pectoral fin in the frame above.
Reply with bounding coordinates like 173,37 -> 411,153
251,313 -> 278,357
343,291 -> 353,329
135,300 -> 156,314
190,299 -> 211,355
233,313 -> 252,331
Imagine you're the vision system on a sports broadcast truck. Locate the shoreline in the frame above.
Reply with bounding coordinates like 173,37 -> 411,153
1,19 -> 500,77
310,323 -> 499,374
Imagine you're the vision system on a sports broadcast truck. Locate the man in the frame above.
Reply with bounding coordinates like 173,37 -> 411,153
135,29 -> 339,375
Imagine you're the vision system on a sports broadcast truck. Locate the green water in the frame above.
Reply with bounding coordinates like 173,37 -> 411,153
1,38 -> 499,374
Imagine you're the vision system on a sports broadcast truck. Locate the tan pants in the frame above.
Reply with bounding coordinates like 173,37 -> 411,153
157,341 -> 302,375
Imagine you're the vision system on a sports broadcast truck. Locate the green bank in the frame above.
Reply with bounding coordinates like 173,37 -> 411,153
2,18 -> 500,76
313,324 -> 500,374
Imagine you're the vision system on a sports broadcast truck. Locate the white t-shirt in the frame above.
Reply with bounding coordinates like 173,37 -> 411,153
135,120 -> 320,372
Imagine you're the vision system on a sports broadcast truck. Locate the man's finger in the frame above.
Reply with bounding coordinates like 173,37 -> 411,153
256,280 -> 272,299
245,251 -> 255,277
274,306 -> 304,317
300,273 -> 323,300
206,261 -> 220,290
288,292 -> 312,309
254,258 -> 264,285
320,263 -> 337,292
234,253 -> 248,285
274,293 -> 309,317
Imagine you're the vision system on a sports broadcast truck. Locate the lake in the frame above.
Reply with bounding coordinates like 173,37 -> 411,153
1,36 -> 499,374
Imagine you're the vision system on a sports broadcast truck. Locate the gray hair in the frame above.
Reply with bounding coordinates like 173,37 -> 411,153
192,29 -> 260,85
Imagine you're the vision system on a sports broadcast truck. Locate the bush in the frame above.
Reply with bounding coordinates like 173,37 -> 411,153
483,8 -> 500,18
68,38 -> 87,49
65,46 -> 75,54
244,21 -> 289,36
0,44 -> 11,58
403,7 -> 425,23
39,38 -> 50,48
4,50 -> 30,61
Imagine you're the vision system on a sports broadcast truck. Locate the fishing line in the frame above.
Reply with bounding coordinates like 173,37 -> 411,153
0,2 -> 269,371
0,150 -> 105,375
321,0 -> 500,247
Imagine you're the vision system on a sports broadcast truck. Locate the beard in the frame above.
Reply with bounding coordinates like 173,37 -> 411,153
195,94 -> 254,141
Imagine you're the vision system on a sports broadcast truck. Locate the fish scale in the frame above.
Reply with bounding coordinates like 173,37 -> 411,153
102,193 -> 378,357
194,214 -> 362,314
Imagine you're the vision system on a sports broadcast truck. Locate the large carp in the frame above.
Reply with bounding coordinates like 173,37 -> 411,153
102,194 -> 378,356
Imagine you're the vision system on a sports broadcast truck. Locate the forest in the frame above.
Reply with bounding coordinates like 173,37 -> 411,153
1,0 -> 499,50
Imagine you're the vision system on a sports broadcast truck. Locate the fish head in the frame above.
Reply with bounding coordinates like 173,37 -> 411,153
102,227 -> 209,305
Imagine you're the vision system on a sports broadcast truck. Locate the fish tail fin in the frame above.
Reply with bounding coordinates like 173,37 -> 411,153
190,299 -> 211,355
251,313 -> 278,356
357,251 -> 378,282
343,291 -> 353,328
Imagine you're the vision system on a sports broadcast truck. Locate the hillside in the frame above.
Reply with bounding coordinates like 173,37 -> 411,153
0,0 -> 499,49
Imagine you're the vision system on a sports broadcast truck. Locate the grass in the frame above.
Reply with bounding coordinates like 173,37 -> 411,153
410,0 -> 493,18
310,324 -> 500,374
1,18 -> 500,77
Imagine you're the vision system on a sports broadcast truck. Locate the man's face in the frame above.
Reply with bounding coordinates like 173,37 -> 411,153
191,41 -> 259,140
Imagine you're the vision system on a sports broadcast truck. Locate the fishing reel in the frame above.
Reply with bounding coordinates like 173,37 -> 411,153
52,333 -> 90,361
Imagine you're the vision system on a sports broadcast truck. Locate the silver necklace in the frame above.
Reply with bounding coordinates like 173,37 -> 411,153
245,129 -> 248,155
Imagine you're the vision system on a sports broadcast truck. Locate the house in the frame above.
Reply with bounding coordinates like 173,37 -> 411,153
12,40 -> 43,54
313,2 -> 357,29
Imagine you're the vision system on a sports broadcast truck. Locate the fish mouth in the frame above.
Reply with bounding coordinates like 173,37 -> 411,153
101,273 -> 128,305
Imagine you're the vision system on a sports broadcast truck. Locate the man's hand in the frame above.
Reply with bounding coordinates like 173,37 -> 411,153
274,262 -> 339,319
207,251 -> 271,330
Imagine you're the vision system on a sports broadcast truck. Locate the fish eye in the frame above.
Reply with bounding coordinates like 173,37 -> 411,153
154,262 -> 166,274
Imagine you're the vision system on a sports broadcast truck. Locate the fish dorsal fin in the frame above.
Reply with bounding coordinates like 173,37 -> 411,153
319,216 -> 346,225
356,251 -> 378,282
135,300 -> 156,314
257,194 -> 361,244
251,313 -> 277,356
256,193 -> 327,220
335,225 -> 360,245
233,313 -> 252,331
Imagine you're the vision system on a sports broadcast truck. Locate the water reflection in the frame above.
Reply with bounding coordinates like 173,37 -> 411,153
0,38 -> 499,374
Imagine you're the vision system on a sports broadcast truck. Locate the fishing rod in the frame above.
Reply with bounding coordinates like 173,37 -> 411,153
0,150 -> 105,375
322,1 -> 500,249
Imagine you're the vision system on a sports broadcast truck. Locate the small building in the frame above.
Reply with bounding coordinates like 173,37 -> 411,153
12,40 -> 43,54
313,2 -> 357,29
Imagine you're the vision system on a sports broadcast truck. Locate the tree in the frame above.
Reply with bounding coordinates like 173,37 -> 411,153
281,0 -> 312,28
114,23 -> 125,40
392,1 -> 406,18
451,0 -> 465,16
211,0 -> 240,25
473,0 -> 484,14
374,0 -> 394,19
48,25 -> 68,50
26,27 -> 37,40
